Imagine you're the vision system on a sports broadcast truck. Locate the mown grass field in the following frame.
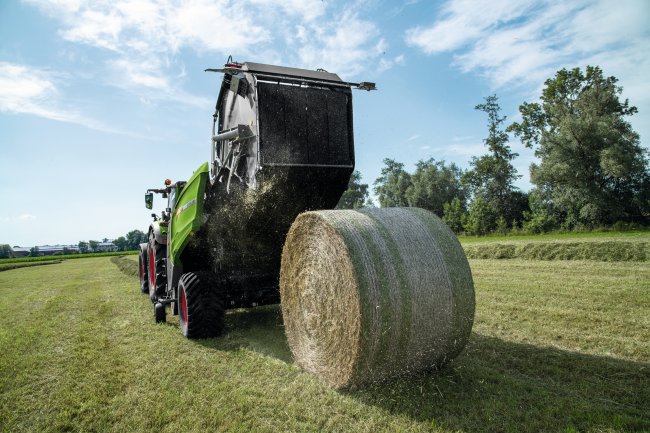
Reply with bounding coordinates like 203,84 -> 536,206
0,248 -> 648,432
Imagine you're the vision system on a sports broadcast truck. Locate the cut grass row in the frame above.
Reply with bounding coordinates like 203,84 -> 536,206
0,256 -> 648,432
464,240 -> 649,261
0,250 -> 137,265
459,229 -> 650,244
0,260 -> 61,272
110,255 -> 139,278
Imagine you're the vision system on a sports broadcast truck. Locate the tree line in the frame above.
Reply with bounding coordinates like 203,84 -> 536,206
78,230 -> 148,254
0,230 -> 148,259
337,65 -> 650,235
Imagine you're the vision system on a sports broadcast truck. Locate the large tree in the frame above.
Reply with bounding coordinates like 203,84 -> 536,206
405,158 -> 466,217
464,95 -> 522,229
78,241 -> 89,254
126,230 -> 147,251
373,159 -> 412,207
0,244 -> 12,259
113,237 -> 127,252
508,66 -> 650,226
336,171 -> 370,209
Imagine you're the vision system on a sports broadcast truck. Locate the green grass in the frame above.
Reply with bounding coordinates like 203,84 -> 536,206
1,257 -> 648,432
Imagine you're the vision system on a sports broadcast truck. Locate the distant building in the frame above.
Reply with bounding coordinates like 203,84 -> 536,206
96,242 -> 118,252
35,245 -> 80,256
8,241 -> 119,257
10,246 -> 30,258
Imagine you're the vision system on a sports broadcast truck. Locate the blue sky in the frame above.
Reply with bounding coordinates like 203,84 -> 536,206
1,0 -> 649,247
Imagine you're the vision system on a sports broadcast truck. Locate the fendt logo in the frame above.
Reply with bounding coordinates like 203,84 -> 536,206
175,199 -> 196,217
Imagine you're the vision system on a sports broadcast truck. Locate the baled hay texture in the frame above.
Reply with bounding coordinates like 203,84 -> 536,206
280,207 -> 475,389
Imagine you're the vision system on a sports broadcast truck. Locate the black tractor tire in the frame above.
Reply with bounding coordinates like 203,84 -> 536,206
178,272 -> 224,338
148,231 -> 167,303
138,243 -> 149,294
154,302 -> 167,323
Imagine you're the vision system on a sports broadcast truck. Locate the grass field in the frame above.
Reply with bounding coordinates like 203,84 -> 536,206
0,254 -> 648,432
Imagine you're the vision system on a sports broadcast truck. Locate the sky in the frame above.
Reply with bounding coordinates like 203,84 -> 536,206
1,0 -> 649,247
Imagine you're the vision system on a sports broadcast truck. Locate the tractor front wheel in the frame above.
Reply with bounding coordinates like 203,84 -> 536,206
138,243 -> 149,294
178,272 -> 224,338
148,232 -> 166,302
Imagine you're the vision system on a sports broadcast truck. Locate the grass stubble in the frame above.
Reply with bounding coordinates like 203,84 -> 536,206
0,248 -> 648,432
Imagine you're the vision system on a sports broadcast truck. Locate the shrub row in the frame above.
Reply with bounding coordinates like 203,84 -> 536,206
464,241 -> 648,262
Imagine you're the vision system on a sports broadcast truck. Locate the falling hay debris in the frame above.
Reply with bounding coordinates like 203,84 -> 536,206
280,207 -> 475,389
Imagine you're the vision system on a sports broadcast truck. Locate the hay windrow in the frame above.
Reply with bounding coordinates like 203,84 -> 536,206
280,207 -> 475,388
110,256 -> 139,277
0,261 -> 61,272
463,240 -> 649,261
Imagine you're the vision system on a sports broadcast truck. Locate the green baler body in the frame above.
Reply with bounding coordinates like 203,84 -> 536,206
169,162 -> 209,266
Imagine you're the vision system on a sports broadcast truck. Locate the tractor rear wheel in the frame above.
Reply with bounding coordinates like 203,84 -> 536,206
178,272 -> 224,338
148,232 -> 166,302
138,243 -> 149,294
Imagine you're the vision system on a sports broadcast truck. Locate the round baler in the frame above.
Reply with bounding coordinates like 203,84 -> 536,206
139,60 -> 475,386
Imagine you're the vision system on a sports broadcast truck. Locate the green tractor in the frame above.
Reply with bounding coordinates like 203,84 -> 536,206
138,60 -> 376,337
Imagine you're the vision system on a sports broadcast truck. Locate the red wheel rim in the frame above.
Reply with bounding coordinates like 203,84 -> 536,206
180,285 -> 188,324
148,247 -> 155,289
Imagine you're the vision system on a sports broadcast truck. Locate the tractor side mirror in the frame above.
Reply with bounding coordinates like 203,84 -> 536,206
145,192 -> 153,209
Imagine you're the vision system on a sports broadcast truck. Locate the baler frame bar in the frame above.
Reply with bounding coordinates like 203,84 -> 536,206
205,68 -> 376,91
212,124 -> 256,193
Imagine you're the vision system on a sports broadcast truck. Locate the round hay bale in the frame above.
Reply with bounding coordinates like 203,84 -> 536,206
280,207 -> 475,389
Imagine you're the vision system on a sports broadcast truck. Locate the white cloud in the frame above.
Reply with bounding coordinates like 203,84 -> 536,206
25,0 -> 271,105
45,0 -> 270,54
405,0 -> 650,97
387,0 -> 422,18
0,214 -> 37,223
25,0 -> 387,102
295,9 -> 386,76
0,62 -> 119,131
247,0 -> 326,22
433,142 -> 486,158
378,54 -> 405,72
405,0 -> 534,54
